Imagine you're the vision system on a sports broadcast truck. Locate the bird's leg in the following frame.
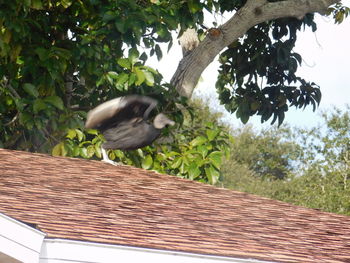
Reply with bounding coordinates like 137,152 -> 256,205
143,100 -> 157,120
101,147 -> 120,166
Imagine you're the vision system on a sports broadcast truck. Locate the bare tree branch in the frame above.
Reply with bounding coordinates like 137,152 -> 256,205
171,0 -> 340,98
1,76 -> 21,99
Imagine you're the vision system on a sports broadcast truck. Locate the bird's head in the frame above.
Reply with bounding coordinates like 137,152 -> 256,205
153,113 -> 175,129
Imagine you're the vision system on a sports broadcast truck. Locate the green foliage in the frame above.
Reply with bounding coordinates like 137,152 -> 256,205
216,14 -> 321,125
215,1 -> 348,125
228,125 -> 301,180
327,2 -> 350,24
0,0 -> 232,184
297,106 -> 350,196
0,0 -> 207,151
0,0 -> 348,187
222,106 -> 350,216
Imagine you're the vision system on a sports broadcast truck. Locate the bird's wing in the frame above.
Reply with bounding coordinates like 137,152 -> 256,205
102,119 -> 160,151
85,95 -> 158,130
85,97 -> 124,129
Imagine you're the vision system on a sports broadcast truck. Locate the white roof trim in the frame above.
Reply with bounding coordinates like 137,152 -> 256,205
0,212 -> 46,263
40,238 -> 276,263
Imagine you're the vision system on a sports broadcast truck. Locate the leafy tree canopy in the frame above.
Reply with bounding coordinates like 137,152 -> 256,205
0,0 -> 348,183
222,106 -> 350,215
216,2 -> 349,125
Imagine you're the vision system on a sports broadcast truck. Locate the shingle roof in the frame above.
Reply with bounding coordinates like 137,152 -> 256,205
1,148 -> 350,263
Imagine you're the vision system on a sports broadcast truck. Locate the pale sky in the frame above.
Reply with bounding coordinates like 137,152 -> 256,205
149,3 -> 350,129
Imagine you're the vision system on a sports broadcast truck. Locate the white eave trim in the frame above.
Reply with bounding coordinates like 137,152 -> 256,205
0,212 -> 46,263
40,238 -> 275,263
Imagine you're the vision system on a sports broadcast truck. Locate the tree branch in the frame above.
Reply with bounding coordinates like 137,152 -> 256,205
171,0 -> 340,98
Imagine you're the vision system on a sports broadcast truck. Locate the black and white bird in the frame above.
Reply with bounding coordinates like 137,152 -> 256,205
85,95 -> 175,165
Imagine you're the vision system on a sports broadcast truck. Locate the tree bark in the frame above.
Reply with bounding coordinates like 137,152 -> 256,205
171,0 -> 340,98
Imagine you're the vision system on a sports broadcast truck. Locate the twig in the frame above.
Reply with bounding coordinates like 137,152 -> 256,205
4,112 -> 19,126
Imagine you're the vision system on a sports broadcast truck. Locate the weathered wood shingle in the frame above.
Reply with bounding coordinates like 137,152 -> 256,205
1,149 -> 350,262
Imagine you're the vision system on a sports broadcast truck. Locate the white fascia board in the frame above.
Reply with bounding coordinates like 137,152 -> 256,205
0,212 -> 46,263
40,238 -> 275,263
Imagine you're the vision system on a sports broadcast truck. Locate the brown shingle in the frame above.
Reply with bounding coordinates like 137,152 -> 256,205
1,148 -> 350,263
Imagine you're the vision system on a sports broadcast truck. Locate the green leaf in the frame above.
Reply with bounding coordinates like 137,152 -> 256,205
23,83 -> 39,98
205,166 -> 220,185
80,148 -> 88,158
188,163 -> 201,180
3,30 -> 11,44
86,145 -> 95,158
190,136 -> 207,147
128,73 -> 137,85
66,129 -> 76,139
94,144 -> 102,158
44,96 -> 64,110
134,67 -> 145,85
116,73 -> 129,85
156,26 -> 170,42
140,52 -> 148,62
87,129 -> 99,135
103,11 -> 116,22
187,0 -> 201,13
31,0 -> 43,9
107,71 -> 119,80
179,160 -> 186,174
165,151 -> 181,158
96,76 -> 105,87
142,155 -> 153,169
206,129 -> 219,141
240,113 -> 249,124
250,101 -> 261,111
143,71 -> 154,86
140,65 -> 158,75
197,145 -> 208,158
52,142 -> 67,156
52,143 -> 61,156
128,48 -> 139,65
114,150 -> 125,159
75,129 -> 85,142
19,112 -> 33,129
34,117 -> 44,129
115,19 -> 126,33
35,47 -> 49,61
51,47 -> 72,60
73,146 -> 81,157
156,152 -> 166,161
137,149 -> 145,158
106,74 -> 113,85
33,99 -> 46,113
117,58 -> 131,69
208,151 -> 222,169
171,157 -> 182,169
61,0 -> 72,8
154,44 -> 162,60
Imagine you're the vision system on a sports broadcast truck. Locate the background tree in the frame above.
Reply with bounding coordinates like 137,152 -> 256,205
0,0 -> 349,183
228,125 -> 301,180
292,106 -> 350,214
222,106 -> 350,215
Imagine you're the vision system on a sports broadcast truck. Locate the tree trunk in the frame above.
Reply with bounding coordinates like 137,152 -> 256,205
171,0 -> 340,98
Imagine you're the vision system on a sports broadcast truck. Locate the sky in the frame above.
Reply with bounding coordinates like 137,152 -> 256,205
149,3 -> 350,129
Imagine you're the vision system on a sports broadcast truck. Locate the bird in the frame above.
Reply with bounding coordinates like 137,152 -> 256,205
85,95 -> 175,165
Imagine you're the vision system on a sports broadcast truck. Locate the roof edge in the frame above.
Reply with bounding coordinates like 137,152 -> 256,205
40,238 -> 276,263
0,212 -> 46,263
